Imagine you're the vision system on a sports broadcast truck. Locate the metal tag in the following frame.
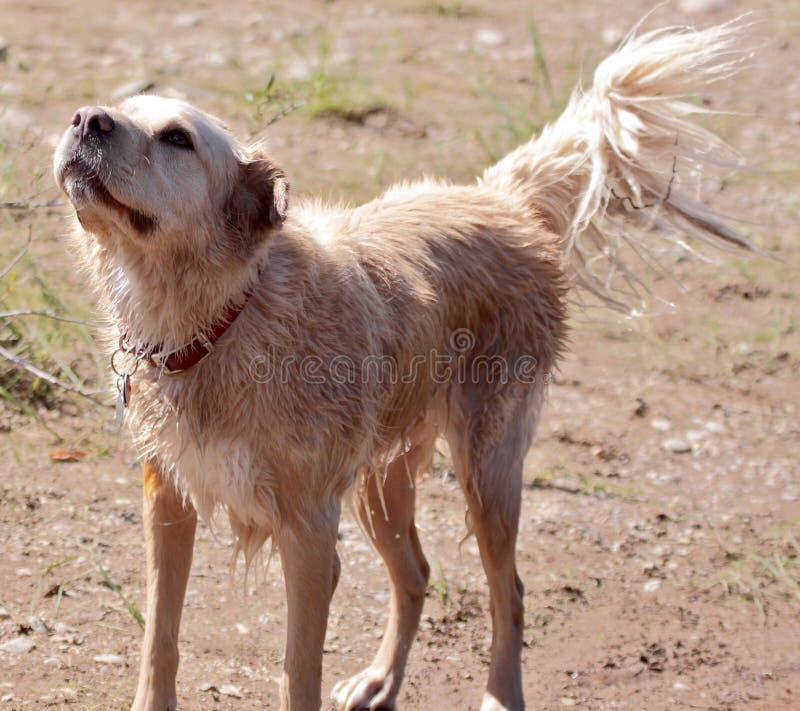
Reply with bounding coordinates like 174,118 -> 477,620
114,373 -> 131,430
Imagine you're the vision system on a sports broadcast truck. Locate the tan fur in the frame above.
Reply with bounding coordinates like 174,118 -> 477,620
142,460 -> 162,501
53,22 -> 752,711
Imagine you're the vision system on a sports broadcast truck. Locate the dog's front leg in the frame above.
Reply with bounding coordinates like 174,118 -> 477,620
277,501 -> 341,711
131,460 -> 197,711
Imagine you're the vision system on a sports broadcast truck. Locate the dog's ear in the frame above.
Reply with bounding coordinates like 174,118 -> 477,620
225,154 -> 289,238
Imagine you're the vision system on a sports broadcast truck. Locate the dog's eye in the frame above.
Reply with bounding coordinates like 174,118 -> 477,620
162,129 -> 193,150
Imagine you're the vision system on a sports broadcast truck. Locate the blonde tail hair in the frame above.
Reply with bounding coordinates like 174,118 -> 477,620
481,19 -> 756,311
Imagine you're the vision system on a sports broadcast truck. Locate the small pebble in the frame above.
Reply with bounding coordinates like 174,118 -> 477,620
475,29 -> 506,48
27,616 -> 51,635
632,398 -> 648,417
172,13 -> 201,27
219,684 -> 242,698
205,52 -> 227,68
93,653 -> 125,665
0,637 -> 35,654
643,579 -> 661,593
663,438 -> 692,454
602,26 -> 624,47
650,418 -> 671,432
53,622 -> 77,635
678,0 -> 731,12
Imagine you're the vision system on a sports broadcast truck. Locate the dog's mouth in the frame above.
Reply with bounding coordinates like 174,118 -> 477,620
58,155 -> 157,235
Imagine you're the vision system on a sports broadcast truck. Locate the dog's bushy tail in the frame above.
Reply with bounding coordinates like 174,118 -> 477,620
481,19 -> 756,311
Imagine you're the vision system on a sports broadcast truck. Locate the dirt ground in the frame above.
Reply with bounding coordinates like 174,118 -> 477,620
1,0 -> 799,709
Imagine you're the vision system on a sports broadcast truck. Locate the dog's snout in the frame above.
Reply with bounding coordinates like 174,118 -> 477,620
86,109 -> 114,135
71,107 -> 115,140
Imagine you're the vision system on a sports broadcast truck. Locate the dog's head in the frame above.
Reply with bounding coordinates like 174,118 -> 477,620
53,95 -> 288,256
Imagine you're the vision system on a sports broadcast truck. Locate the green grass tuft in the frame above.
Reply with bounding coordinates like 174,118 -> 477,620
704,520 -> 800,620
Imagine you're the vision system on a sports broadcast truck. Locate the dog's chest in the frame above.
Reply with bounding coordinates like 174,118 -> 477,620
187,435 -> 277,529
135,391 -> 277,529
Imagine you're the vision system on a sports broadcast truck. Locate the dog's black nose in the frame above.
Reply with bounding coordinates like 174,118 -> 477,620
71,107 -> 115,139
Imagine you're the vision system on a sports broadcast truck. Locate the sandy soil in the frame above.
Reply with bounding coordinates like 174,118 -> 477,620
0,0 -> 798,709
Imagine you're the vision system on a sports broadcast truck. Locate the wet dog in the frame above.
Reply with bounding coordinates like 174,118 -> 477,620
54,22 -> 751,711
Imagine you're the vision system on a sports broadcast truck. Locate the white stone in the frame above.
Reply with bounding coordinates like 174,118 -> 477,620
220,684 -> 243,698
475,29 -> 506,48
650,418 -> 671,431
173,13 -> 201,27
663,438 -> 692,454
678,0 -> 731,12
643,579 -> 661,593
205,52 -> 227,68
93,653 -> 125,665
602,26 -> 624,47
704,421 -> 726,434
0,637 -> 35,653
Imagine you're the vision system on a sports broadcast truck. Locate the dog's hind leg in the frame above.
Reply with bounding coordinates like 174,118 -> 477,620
276,497 -> 341,711
446,386 -> 542,711
131,460 -> 197,711
332,433 -> 437,710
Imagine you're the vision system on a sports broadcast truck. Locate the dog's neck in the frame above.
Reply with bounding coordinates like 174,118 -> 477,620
86,231 -> 263,352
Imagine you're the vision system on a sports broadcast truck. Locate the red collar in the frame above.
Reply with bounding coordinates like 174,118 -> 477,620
111,290 -> 252,417
124,292 -> 252,374
154,295 -> 250,372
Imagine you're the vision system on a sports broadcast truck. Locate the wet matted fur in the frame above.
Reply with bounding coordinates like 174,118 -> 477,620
54,21 -> 753,711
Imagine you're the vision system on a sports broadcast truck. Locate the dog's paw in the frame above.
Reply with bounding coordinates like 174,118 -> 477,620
331,667 -> 398,710
479,692 -> 522,711
130,687 -> 178,711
